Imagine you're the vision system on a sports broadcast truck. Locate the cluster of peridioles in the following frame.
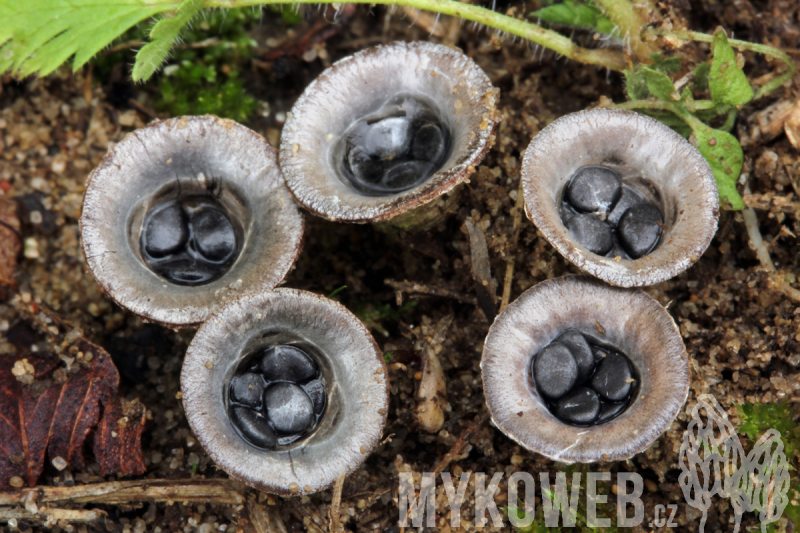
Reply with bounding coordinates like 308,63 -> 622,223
80,41 -> 718,496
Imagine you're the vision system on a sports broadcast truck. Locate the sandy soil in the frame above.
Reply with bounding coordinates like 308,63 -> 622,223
1,0 -> 799,531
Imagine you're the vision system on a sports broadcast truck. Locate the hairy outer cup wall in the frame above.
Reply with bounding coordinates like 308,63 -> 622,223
522,107 -> 719,287
481,276 -> 689,463
80,115 -> 304,328
181,288 -> 389,496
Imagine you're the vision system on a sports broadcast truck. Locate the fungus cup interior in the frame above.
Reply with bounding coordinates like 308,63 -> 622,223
481,276 -> 688,463
181,289 -> 389,496
522,108 -> 719,287
280,40 -> 498,223
80,115 -> 304,328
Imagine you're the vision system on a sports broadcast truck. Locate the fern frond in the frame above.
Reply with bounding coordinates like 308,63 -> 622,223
132,0 -> 206,81
0,0 -> 182,78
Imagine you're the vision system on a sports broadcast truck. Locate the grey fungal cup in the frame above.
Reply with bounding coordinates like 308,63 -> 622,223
279,41 -> 499,225
480,276 -> 689,463
181,288 -> 389,496
522,107 -> 719,287
80,116 -> 304,328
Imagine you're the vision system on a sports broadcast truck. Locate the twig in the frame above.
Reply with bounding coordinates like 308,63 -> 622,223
744,194 -> 800,214
741,186 -> 800,303
432,410 -> 490,477
249,500 -> 288,533
742,206 -> 776,271
385,279 -> 478,305
0,479 -> 246,506
464,220 -> 498,321
329,471 -> 346,533
500,180 -> 525,313
266,506 -> 289,533
0,507 -> 105,522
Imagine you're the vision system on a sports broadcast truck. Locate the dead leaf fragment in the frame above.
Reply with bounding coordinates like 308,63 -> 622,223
0,310 -> 146,489
94,397 -> 147,477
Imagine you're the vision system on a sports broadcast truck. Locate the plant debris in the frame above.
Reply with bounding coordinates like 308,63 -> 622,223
0,300 -> 146,488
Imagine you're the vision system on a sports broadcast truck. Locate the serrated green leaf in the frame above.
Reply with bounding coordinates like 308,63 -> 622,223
132,0 -> 205,82
624,68 -> 649,100
692,125 -> 745,209
0,0 -> 180,77
530,1 -> 616,35
693,62 -> 710,91
642,66 -> 678,101
709,28 -> 754,106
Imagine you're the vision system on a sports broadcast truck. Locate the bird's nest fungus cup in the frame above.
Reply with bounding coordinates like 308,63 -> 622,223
181,288 -> 389,495
279,41 -> 499,230
522,107 -> 719,287
481,276 -> 689,463
80,115 -> 304,328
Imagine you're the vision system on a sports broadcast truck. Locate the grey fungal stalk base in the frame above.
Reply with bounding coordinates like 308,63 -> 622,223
481,276 -> 689,463
522,107 -> 719,287
80,115 -> 304,328
181,289 -> 389,496
279,41 -> 499,226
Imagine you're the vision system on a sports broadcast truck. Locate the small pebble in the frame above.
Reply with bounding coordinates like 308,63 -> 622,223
52,456 -> 68,471
533,343 -> 578,400
554,387 -> 600,425
591,352 -> 635,401
260,345 -> 317,382
617,204 -> 663,259
566,166 -> 622,214
263,383 -> 315,435
230,406 -> 277,449
229,373 -> 265,408
556,329 -> 594,384
566,213 -> 613,255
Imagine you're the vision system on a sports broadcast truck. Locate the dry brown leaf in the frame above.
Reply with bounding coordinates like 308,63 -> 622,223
0,313 -> 146,489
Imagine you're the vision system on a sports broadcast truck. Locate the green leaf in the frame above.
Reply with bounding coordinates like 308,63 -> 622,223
642,66 -> 679,101
132,0 -> 205,82
692,125 -> 745,209
0,0 -> 179,77
624,68 -> 649,101
709,28 -> 754,106
530,1 -> 616,36
693,62 -> 711,91
648,52 -> 682,74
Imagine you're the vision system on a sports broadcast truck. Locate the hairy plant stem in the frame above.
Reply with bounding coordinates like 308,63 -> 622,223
645,27 -> 797,99
212,0 -> 628,70
593,0 -> 657,60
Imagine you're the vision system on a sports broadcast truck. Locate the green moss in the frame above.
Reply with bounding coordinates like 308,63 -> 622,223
153,9 -> 261,121
737,401 -> 800,461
